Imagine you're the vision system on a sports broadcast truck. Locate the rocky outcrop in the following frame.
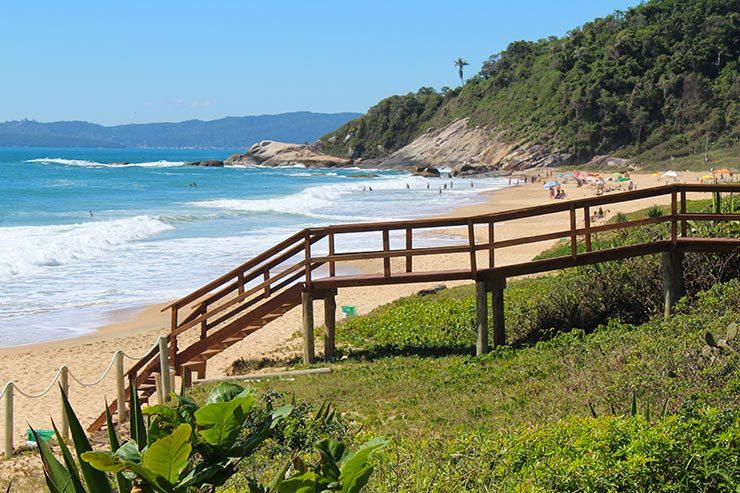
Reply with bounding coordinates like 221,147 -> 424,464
185,160 -> 224,167
373,119 -> 590,173
226,140 -> 350,168
411,165 -> 440,177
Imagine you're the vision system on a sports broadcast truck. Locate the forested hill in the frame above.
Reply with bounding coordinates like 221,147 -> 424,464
318,0 -> 739,166
0,112 -> 361,148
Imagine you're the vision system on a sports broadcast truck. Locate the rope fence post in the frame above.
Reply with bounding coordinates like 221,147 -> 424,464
60,365 -> 69,440
158,336 -> 171,401
115,351 -> 126,423
4,382 -> 13,458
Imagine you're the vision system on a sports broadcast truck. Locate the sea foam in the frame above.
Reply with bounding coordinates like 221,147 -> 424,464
0,215 -> 173,280
26,158 -> 186,168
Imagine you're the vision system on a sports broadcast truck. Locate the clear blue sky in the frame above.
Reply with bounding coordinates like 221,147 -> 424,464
1,0 -> 640,125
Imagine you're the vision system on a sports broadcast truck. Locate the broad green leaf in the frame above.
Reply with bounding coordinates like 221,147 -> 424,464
142,423 -> 192,484
277,471 -> 325,493
271,404 -> 293,428
82,452 -> 126,474
60,387 -> 113,493
33,428 -> 77,493
195,396 -> 253,448
207,381 -> 254,403
339,438 -> 388,493
142,404 -> 179,421
314,439 -> 345,480
116,440 -> 142,464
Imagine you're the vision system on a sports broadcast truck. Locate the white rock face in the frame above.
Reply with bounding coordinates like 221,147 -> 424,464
226,140 -> 350,168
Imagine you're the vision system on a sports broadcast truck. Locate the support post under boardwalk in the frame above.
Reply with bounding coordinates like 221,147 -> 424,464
324,294 -> 336,359
491,277 -> 506,347
475,281 -> 489,355
302,291 -> 315,364
662,250 -> 685,318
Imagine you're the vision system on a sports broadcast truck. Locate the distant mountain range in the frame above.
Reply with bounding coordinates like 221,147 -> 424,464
0,112 -> 362,149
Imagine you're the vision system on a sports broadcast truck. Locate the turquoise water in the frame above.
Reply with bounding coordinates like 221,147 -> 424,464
0,147 -> 508,346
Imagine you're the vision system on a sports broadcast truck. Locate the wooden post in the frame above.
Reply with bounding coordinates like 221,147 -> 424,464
181,367 -> 193,390
662,250 -> 685,318
488,221 -> 495,268
382,229 -> 391,277
115,351 -> 126,423
304,230 -> 312,289
328,233 -> 336,277
200,302 -> 208,341
584,206 -> 592,252
169,368 -> 176,397
153,372 -> 163,404
468,220 -> 477,275
680,191 -> 687,237
263,269 -> 271,296
157,336 -> 171,401
169,305 -> 178,332
324,294 -> 336,359
491,277 -> 506,347
570,205 -> 577,259
3,382 -> 12,458
237,272 -> 245,295
405,228 -> 413,273
671,190 -> 678,244
60,365 -> 69,440
302,292 -> 315,364
475,281 -> 489,356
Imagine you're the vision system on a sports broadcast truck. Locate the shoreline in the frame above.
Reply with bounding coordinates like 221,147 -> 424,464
0,169 -> 710,456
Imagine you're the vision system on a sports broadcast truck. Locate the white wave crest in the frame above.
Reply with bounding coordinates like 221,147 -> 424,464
26,158 -> 185,168
0,216 -> 173,280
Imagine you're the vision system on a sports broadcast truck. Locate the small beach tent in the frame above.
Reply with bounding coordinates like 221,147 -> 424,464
661,170 -> 680,181
617,176 -> 631,182
702,175 -> 714,181
714,168 -> 732,174
543,181 -> 560,188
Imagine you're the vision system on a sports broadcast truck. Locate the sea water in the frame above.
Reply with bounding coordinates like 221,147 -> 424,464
0,147 -> 508,346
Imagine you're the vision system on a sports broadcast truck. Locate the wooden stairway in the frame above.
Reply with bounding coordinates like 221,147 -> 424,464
88,283 -> 303,433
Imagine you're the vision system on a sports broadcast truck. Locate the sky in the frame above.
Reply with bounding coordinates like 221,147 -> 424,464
1,0 -> 641,126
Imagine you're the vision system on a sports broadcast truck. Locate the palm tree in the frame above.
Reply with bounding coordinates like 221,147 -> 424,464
454,58 -> 469,85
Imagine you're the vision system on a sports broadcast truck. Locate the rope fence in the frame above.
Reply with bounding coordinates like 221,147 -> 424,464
1,336 -> 170,459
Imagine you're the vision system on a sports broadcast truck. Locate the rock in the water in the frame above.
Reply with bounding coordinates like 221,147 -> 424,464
416,284 -> 447,296
226,140 -> 350,168
185,160 -> 224,167
411,165 -> 440,177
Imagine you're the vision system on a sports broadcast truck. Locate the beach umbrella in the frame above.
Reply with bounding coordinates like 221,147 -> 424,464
543,181 -> 560,189
713,168 -> 731,174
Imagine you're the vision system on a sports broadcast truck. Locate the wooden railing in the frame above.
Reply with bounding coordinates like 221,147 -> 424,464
161,183 -> 739,365
87,183 -> 739,433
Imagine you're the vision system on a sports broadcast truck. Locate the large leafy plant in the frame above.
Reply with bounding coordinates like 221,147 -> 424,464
34,382 -> 385,493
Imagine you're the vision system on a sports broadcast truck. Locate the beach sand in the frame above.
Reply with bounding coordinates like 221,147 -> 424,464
0,170 -> 709,481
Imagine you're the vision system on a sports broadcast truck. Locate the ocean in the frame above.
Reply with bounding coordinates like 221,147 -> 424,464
0,147 -> 508,347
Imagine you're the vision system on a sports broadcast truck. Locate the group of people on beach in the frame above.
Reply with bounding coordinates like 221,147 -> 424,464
360,179 -> 476,194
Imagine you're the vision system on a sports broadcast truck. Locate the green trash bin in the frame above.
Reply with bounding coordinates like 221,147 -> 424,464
26,429 -> 55,446
341,305 -> 358,318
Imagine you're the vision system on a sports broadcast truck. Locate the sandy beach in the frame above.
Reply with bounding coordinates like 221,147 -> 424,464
0,170 -> 710,480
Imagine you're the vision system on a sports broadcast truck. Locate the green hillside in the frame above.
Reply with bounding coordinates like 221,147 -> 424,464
318,0 -> 739,165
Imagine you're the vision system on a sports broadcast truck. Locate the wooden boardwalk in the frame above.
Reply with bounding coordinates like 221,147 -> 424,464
89,183 -> 740,432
